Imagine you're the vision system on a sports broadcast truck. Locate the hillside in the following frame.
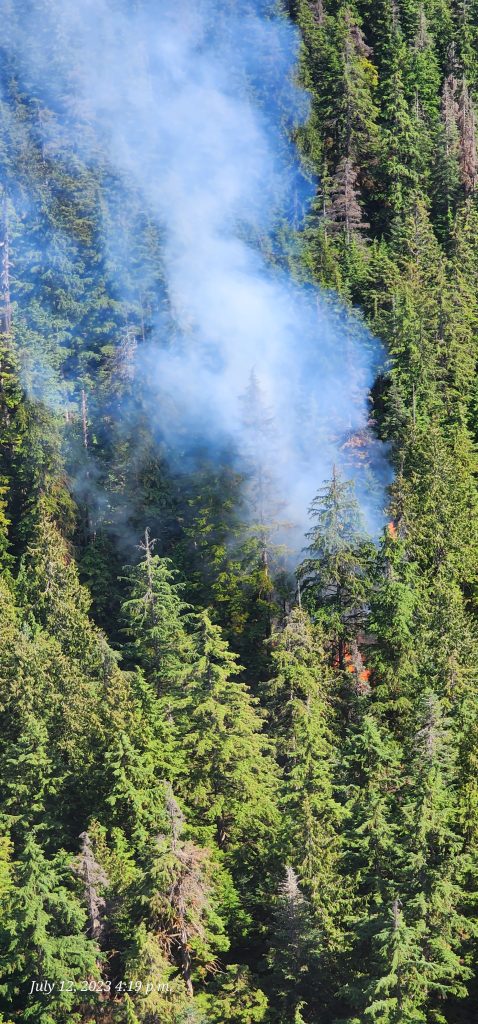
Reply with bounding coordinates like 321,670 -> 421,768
1,1 -> 478,1022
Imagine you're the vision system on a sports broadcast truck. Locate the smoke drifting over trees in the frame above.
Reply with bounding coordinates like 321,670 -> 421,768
3,0 -> 389,545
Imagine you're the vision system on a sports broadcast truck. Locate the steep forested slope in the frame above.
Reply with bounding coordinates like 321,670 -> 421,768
1,1 -> 478,1022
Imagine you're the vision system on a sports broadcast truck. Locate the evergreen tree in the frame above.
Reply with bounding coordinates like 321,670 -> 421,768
104,731 -> 167,850
0,834 -> 99,1024
181,611 -> 278,853
367,528 -> 420,731
338,702 -> 405,1023
267,867 -> 322,1023
136,790 -> 228,999
298,467 -> 374,667
399,693 -> 474,1017
266,609 -> 343,947
122,528 -> 193,694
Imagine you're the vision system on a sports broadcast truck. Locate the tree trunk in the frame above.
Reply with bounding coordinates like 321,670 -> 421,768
0,193 -> 12,337
178,927 -> 194,997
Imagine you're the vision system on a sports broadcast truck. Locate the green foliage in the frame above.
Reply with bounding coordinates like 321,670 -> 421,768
1,0 -> 478,1021
196,966 -> 268,1023
181,612 -> 278,850
266,609 -> 343,948
267,867 -> 323,1022
0,835 -> 99,1023
298,466 -> 374,663
122,530 -> 193,693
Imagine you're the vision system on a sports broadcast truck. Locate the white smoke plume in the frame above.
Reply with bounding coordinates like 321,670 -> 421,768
3,0 -> 390,547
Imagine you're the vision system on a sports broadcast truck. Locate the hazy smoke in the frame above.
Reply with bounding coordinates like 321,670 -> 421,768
5,0 -> 390,547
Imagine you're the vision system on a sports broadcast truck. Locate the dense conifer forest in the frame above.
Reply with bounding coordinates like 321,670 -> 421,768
2,0 -> 478,1021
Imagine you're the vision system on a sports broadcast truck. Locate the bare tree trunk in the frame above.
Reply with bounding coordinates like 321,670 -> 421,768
0,193 -> 12,338
80,389 -> 96,541
81,388 -> 89,449
143,525 -> 154,585
178,927 -> 194,997
215,814 -> 228,848
310,0 -> 324,23
77,831 -> 108,942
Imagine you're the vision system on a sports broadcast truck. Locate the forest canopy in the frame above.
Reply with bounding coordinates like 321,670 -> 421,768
1,1 -> 478,1023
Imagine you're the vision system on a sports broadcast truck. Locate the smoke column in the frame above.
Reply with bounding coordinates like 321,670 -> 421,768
3,0 -> 390,547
